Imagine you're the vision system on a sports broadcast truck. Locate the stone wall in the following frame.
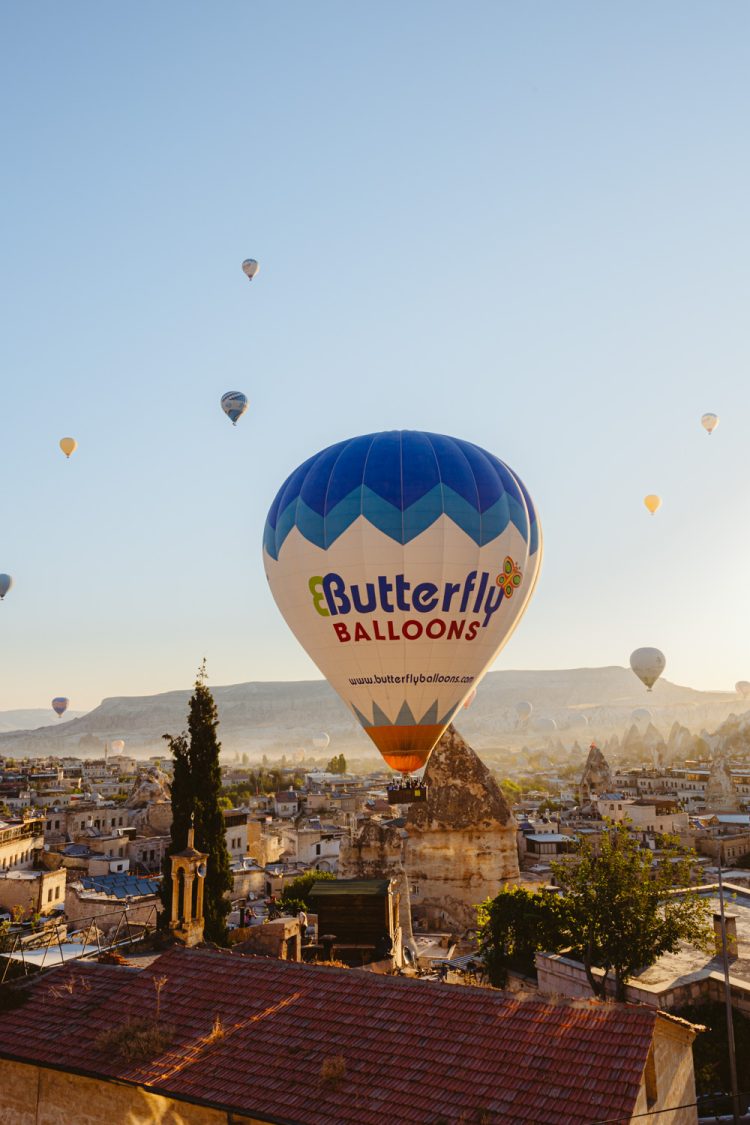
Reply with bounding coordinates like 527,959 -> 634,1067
0,1058 -> 269,1124
64,884 -> 160,934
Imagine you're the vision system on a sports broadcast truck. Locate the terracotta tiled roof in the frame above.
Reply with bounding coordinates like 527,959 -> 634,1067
0,948 -> 658,1124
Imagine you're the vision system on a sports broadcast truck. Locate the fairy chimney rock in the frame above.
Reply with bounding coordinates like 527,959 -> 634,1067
404,724 -> 519,932
579,743 -> 612,804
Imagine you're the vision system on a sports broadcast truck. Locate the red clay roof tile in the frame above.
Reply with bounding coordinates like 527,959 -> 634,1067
0,948 -> 659,1125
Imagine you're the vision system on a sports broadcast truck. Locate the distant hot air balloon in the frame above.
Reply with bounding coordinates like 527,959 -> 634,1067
111,739 -> 125,754
0,574 -> 12,601
532,716 -> 557,733
567,713 -> 588,730
242,259 -> 259,281
631,707 -> 652,727
643,494 -> 661,515
735,681 -> 750,699
59,437 -> 77,459
701,413 -> 719,436
630,648 -> 666,692
515,701 -> 533,723
221,392 -> 249,426
264,430 -> 542,799
312,733 -> 330,751
51,697 -> 69,718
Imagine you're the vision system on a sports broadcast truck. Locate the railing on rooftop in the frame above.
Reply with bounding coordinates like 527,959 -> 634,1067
0,903 -> 159,983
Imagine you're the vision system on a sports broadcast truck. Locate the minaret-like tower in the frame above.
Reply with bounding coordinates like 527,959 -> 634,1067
169,817 -> 209,947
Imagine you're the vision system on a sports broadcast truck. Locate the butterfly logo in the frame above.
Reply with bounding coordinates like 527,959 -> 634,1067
496,557 -> 522,599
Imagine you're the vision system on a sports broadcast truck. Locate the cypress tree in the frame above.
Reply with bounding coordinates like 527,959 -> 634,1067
160,661 -> 233,945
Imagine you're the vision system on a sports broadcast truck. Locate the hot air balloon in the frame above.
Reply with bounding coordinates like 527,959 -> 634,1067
0,574 -> 12,601
264,430 -> 542,801
532,716 -> 557,733
221,392 -> 249,426
111,739 -> 125,754
735,681 -> 750,699
312,733 -> 330,751
51,697 -> 69,718
630,648 -> 665,692
643,494 -> 661,515
631,707 -> 652,726
701,413 -> 719,436
515,701 -> 533,724
567,713 -> 588,730
59,437 -> 77,459
242,259 -> 259,281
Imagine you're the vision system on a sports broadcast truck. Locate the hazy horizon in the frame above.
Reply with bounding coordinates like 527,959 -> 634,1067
3,2 -> 750,710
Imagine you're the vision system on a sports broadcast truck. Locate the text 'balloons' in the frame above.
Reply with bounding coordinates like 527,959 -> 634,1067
263,430 -> 542,777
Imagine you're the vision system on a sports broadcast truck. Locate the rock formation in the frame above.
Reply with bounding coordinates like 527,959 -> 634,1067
704,752 -> 741,813
125,767 -> 170,809
579,743 -> 612,803
405,725 -> 518,931
340,724 -> 518,936
338,819 -> 416,954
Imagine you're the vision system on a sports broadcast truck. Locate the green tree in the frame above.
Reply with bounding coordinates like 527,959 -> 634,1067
161,661 -> 233,945
551,822 -> 712,1001
476,886 -> 572,987
325,753 -> 347,775
271,870 -> 336,917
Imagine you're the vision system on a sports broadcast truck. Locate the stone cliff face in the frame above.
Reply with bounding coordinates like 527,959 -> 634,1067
579,743 -> 612,802
341,725 -> 519,935
338,820 -> 415,951
704,753 -> 741,813
406,725 -> 518,932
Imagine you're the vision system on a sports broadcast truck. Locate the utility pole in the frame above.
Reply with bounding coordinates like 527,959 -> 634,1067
717,858 -> 740,1125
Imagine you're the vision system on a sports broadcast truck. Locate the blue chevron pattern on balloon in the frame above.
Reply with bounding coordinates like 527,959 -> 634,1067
264,430 -> 539,560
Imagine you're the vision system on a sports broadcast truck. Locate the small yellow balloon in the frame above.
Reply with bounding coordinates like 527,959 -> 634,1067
644,494 -> 661,515
59,437 -> 77,459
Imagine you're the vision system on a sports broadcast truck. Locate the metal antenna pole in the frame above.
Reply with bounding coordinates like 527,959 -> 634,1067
717,857 -> 740,1125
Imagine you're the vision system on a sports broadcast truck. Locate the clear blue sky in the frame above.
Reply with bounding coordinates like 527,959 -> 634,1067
2,1 -> 749,710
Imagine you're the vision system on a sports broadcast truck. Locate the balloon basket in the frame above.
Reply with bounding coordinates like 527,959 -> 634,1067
387,782 -> 428,805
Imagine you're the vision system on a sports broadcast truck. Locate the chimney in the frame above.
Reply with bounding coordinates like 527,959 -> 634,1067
713,913 -> 738,960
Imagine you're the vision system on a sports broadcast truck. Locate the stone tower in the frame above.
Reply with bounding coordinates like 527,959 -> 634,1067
169,824 -> 208,947
579,743 -> 612,804
704,753 -> 741,814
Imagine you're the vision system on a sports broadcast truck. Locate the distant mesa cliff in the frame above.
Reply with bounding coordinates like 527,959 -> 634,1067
0,666 -> 746,757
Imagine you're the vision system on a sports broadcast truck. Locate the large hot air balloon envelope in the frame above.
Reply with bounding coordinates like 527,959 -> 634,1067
111,739 -> 125,754
701,413 -> 719,435
735,681 -> 750,698
51,697 -> 69,718
221,392 -> 249,426
59,438 -> 77,459
643,494 -> 661,515
264,430 -> 542,783
0,574 -> 12,600
242,259 -> 259,281
630,648 -> 666,692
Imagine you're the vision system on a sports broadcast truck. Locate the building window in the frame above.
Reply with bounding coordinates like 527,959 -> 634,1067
47,888 -> 53,903
644,1045 -> 657,1107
